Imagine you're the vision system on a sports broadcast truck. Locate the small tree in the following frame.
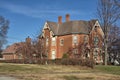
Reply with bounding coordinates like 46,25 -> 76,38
62,53 -> 69,59
108,25 -> 120,47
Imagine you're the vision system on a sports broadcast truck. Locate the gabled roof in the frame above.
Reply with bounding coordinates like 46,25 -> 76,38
46,19 -> 98,36
2,42 -> 25,54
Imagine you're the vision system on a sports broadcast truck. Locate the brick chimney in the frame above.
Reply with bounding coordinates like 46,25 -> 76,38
66,14 -> 70,22
58,16 -> 62,24
26,36 -> 31,44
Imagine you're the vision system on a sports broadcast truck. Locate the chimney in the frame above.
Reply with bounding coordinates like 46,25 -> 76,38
26,36 -> 31,44
58,16 -> 62,24
66,14 -> 70,22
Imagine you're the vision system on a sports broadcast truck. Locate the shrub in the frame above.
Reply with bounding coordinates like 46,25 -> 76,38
62,53 -> 69,59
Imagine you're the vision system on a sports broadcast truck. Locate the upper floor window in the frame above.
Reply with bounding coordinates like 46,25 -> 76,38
84,36 -> 88,43
94,36 -> 99,45
52,37 -> 56,46
46,37 -> 49,46
73,35 -> 78,45
60,39 -> 64,46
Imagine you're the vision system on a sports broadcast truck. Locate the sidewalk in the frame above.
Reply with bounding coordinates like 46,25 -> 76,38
0,76 -> 17,80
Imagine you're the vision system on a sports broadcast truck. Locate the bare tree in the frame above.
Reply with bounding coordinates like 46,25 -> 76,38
0,16 -> 9,49
108,25 -> 120,64
108,25 -> 120,47
32,38 -> 46,59
97,0 -> 120,65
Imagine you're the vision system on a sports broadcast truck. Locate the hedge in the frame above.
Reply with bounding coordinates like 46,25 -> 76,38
0,58 -> 95,68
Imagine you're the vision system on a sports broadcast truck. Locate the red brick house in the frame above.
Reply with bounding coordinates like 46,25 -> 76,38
2,42 -> 25,60
41,14 -> 104,63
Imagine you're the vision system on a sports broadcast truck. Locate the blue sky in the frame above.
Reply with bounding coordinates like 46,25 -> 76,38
0,0 -> 98,48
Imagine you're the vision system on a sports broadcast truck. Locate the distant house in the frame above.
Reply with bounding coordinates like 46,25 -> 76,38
41,14 -> 104,63
2,42 -> 25,60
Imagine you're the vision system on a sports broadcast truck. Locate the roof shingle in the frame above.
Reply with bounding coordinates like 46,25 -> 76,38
46,19 -> 97,36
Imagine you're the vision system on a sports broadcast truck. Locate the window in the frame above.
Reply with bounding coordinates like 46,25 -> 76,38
60,39 -> 64,46
52,37 -> 56,46
94,36 -> 99,45
73,49 -> 78,54
46,37 -> 49,46
51,50 -> 56,59
84,36 -> 88,43
73,35 -> 78,45
94,26 -> 98,32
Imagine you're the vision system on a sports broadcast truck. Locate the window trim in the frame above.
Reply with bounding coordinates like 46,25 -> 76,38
46,37 -> 49,46
60,39 -> 64,46
72,35 -> 78,45
51,37 -> 56,46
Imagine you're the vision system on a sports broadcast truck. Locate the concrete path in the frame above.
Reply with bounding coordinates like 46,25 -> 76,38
0,76 -> 17,80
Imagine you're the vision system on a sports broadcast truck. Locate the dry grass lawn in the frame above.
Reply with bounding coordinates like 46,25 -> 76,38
0,63 -> 120,80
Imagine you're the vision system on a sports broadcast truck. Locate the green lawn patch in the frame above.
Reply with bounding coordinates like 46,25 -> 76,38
95,65 -> 120,75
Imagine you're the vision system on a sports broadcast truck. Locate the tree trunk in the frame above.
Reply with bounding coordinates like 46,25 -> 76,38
104,31 -> 108,65
104,40 -> 108,65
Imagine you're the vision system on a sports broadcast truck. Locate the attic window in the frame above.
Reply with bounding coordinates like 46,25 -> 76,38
94,26 -> 98,32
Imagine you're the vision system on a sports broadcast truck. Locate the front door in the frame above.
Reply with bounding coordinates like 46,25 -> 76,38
52,50 -> 56,59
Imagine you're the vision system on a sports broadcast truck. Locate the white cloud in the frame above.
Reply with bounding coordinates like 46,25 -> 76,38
0,2 -> 83,19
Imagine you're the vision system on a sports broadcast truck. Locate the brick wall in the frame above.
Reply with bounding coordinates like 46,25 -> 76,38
3,53 -> 18,60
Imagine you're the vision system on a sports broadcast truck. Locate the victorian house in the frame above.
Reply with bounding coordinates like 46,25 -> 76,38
41,14 -> 104,63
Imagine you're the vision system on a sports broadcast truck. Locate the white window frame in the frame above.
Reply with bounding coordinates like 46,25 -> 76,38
51,50 -> 56,59
73,48 -> 78,54
46,37 -> 49,46
72,35 -> 78,45
60,39 -> 64,46
52,37 -> 56,46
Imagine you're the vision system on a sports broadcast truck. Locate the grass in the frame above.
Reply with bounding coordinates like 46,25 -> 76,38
95,65 -> 120,75
0,63 -> 120,80
63,76 -> 79,80
63,76 -> 94,80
